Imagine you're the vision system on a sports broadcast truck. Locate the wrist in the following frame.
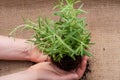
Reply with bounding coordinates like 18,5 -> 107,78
26,46 -> 41,62
23,41 -> 47,62
0,69 -> 37,80
24,44 -> 36,61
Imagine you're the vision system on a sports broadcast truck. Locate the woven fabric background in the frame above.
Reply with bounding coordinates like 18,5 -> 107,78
0,0 -> 120,80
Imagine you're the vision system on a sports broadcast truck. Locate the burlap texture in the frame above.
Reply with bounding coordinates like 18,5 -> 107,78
0,0 -> 120,80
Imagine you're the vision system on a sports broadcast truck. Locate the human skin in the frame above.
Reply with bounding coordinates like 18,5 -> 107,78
0,35 -> 88,80
0,35 -> 48,62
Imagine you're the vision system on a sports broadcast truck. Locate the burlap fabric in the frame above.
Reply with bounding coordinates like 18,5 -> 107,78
0,0 -> 120,80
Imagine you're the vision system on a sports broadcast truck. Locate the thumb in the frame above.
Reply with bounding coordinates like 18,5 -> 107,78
77,56 -> 89,78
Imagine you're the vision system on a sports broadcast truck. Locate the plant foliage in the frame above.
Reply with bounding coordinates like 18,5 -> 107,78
10,0 -> 92,62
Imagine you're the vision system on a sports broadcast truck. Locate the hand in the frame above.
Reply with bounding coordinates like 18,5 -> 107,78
28,56 -> 89,80
28,47 -> 50,63
0,56 -> 88,80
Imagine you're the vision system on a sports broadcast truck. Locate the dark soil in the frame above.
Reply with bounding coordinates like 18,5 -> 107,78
51,55 -> 82,71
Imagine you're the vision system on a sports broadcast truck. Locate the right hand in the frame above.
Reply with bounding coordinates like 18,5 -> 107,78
28,56 -> 89,80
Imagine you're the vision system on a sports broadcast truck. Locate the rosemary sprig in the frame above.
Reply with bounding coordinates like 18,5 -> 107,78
10,0 -> 93,62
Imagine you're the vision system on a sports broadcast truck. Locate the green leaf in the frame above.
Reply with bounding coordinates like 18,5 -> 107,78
83,49 -> 93,57
81,44 -> 84,56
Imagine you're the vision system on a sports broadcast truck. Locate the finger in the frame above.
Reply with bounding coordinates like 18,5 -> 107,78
76,56 -> 89,78
81,56 -> 89,70
83,56 -> 89,62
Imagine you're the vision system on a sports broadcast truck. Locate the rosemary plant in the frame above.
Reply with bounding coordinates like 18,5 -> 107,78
10,0 -> 92,62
